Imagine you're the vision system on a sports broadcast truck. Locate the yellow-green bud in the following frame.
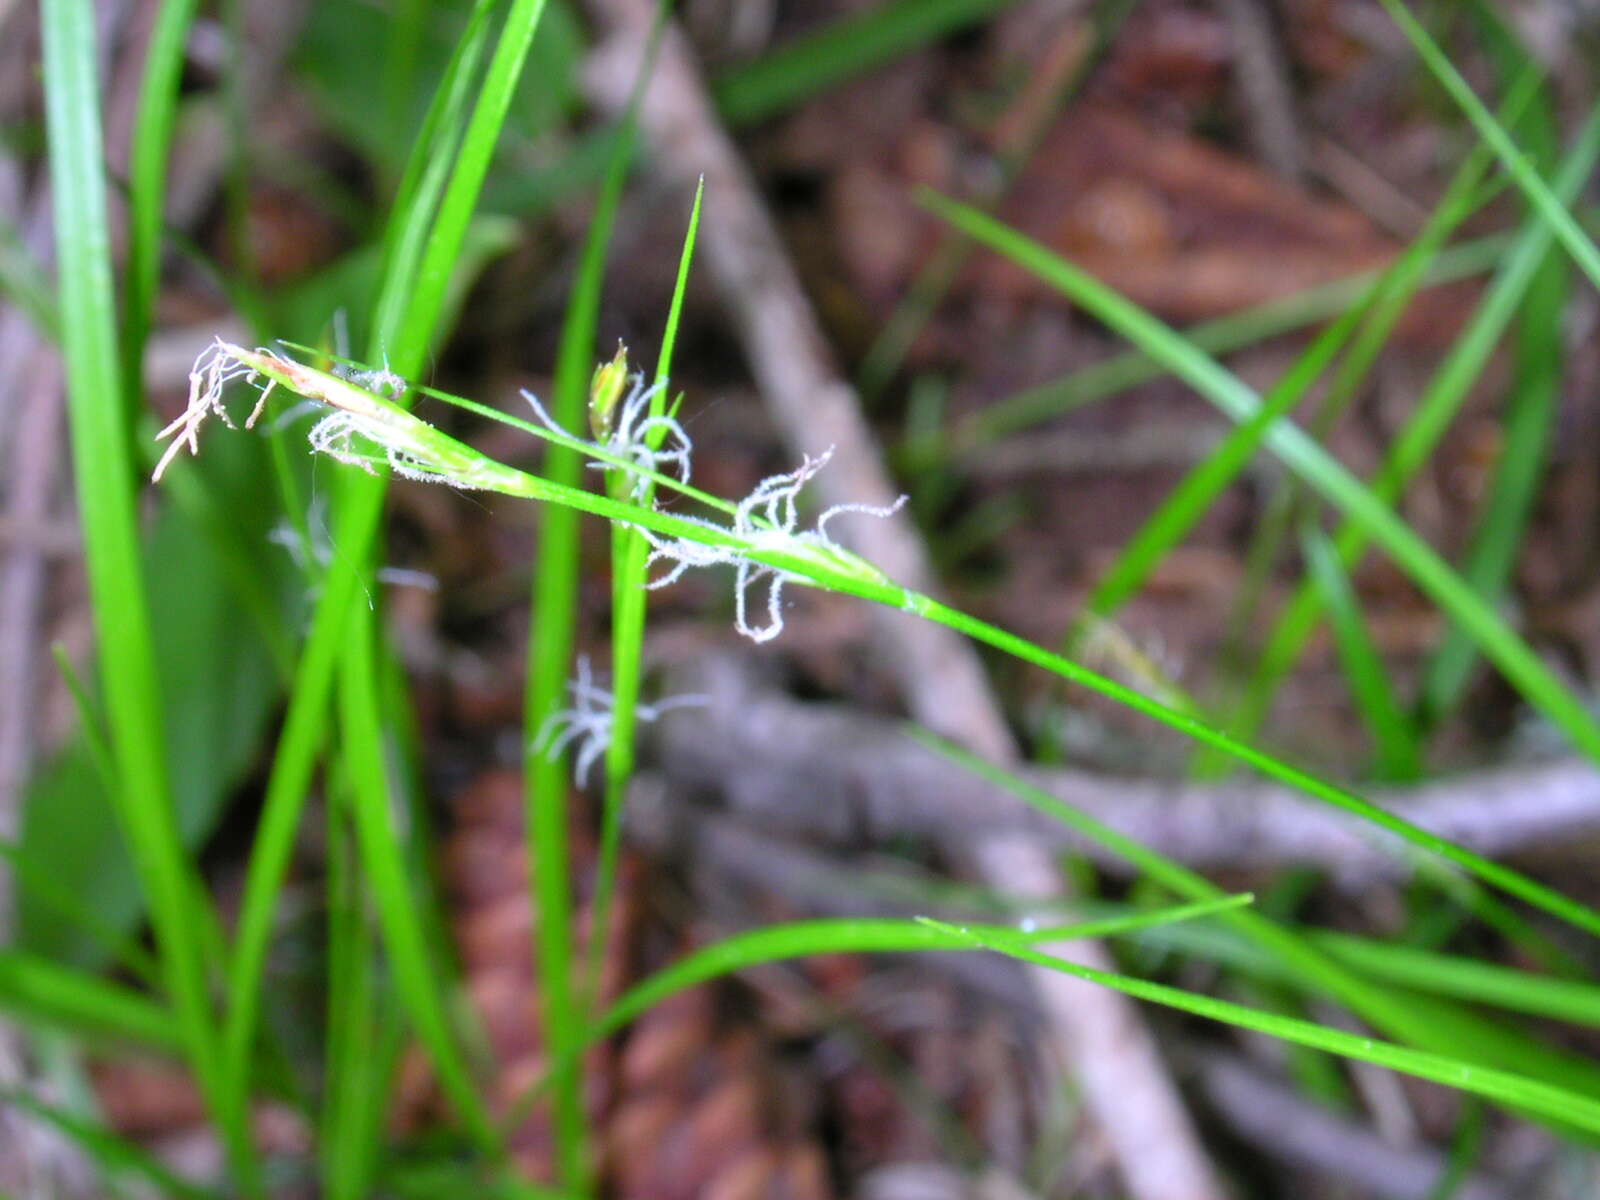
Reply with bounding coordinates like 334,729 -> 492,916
589,343 -> 629,441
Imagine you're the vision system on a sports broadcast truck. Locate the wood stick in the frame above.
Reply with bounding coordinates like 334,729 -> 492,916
650,654 -> 1600,882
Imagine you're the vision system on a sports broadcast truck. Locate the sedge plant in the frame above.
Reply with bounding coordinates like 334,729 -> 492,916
142,333 -> 1600,1148
32,0 -> 1600,1190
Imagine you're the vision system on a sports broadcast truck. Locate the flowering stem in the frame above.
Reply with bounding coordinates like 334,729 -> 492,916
175,342 -> 1600,961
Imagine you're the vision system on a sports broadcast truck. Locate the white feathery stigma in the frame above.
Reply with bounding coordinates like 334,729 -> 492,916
521,373 -> 692,501
152,338 -> 285,482
533,656 -> 707,786
640,447 -> 907,643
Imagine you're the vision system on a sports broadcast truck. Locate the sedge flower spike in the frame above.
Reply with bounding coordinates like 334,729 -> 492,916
521,372 -> 691,502
152,339 -> 286,482
641,448 -> 907,643
153,340 -> 523,494
533,657 -> 707,786
154,341 -> 909,648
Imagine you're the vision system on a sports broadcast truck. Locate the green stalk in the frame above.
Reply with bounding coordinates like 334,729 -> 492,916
1065,288 -> 1372,658
40,0 -> 251,1184
947,230 -> 1513,456
503,903 -> 1600,1140
339,603 -> 500,1154
320,787 -> 384,1200
1377,0 -> 1600,294
593,180 -> 704,999
713,0 -> 1028,126
1415,10 -> 1567,733
520,19 -> 647,1187
209,344 -> 1600,943
931,919 -> 1600,1134
122,0 -> 200,396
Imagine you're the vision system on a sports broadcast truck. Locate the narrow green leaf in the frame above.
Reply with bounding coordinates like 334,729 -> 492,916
40,0 -> 244,1179
911,730 -> 1600,1088
594,177 -> 704,1001
521,23 -> 650,1190
1219,100 -> 1600,762
1376,0 -> 1600,294
950,230 -> 1513,455
0,219 -> 58,337
0,951 -> 180,1052
124,0 -> 201,392
926,919 -> 1600,1135
237,347 -> 1600,941
1071,290 -> 1371,650
339,607 -> 499,1154
1415,15 -> 1567,732
496,899 -> 1254,1130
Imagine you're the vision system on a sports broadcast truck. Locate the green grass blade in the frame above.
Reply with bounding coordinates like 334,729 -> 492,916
1081,902 -> 1600,1032
1039,901 -> 1600,1103
383,0 -> 435,155
391,0 -> 551,360
594,178 -> 704,997
858,0 -> 1135,399
926,919 -> 1600,1135
1414,13 -> 1566,733
123,0 -> 200,392
0,218 -> 59,337
652,177 -> 703,385
0,839 -> 159,988
492,898 -> 1253,1128
1056,111 -> 1508,709
504,895 -> 1600,1139
369,0 -> 500,356
1300,525 -> 1423,780
714,0 -> 1025,126
597,900 -> 1252,1034
1070,289 -> 1371,649
523,11 -> 660,1185
321,747 -> 409,1200
1204,137 -> 1505,745
1376,0 -> 1600,294
1314,932 -> 1600,1029
948,230 -> 1513,456
1310,66 -> 1533,437
40,0 -> 246,1180
915,594 -> 1600,940
1417,250 -> 1563,729
919,189 -> 1600,770
910,731 -> 1600,1079
0,951 -> 181,1052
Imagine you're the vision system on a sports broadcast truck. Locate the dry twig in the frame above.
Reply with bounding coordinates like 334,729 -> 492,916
650,656 -> 1600,883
